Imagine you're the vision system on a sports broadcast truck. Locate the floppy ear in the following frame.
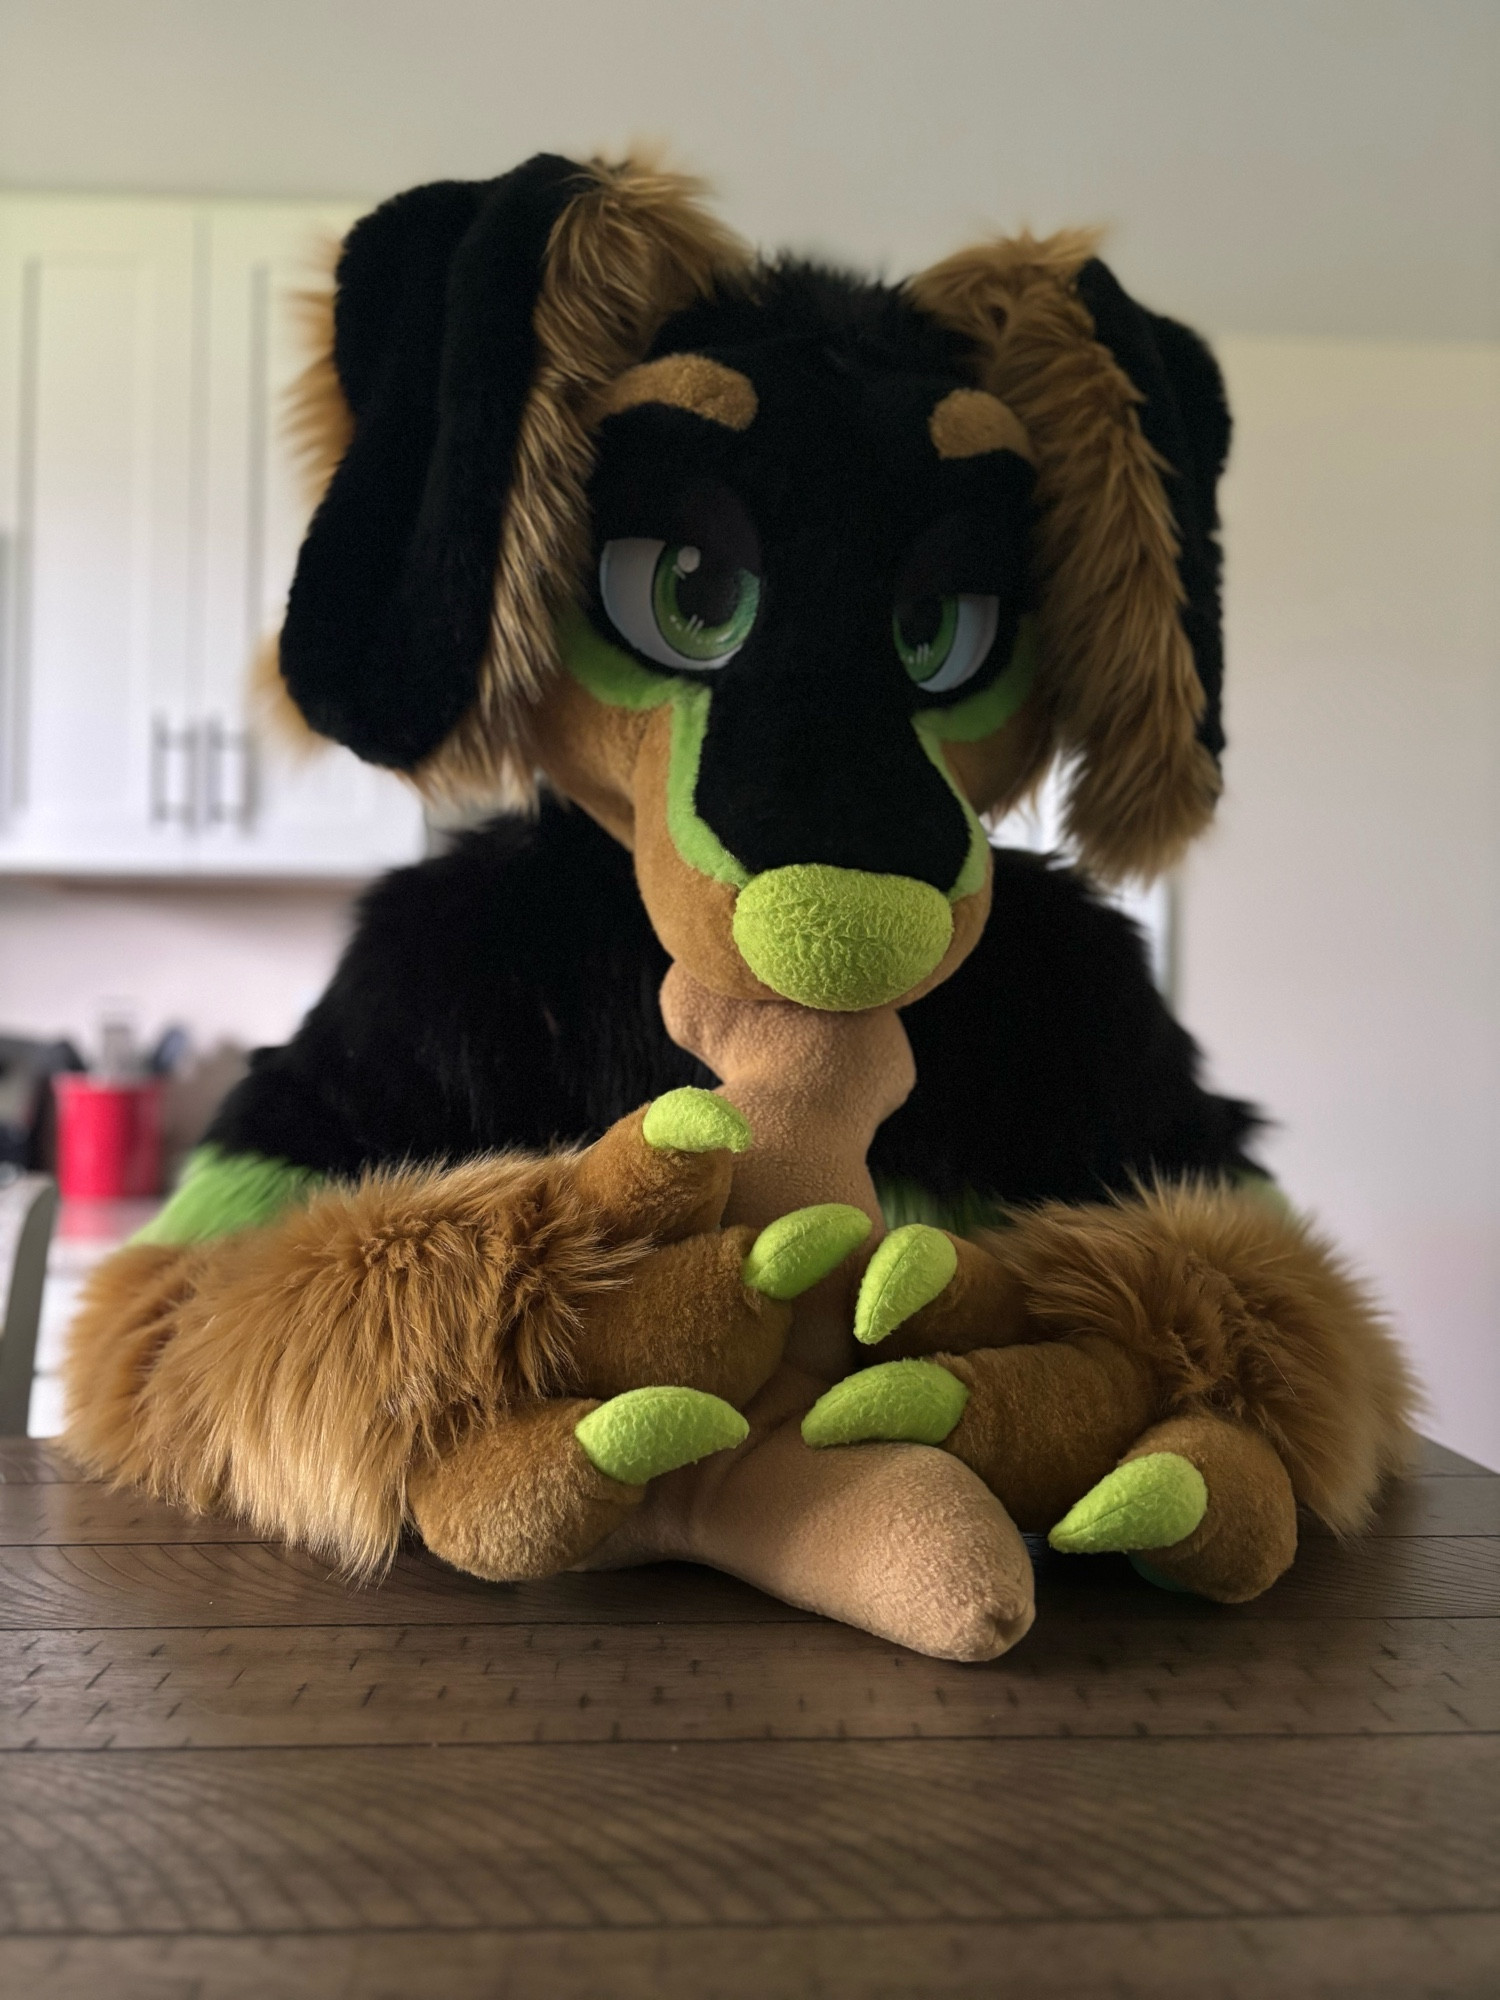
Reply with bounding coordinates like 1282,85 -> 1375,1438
277,154 -> 747,799
907,234 -> 1230,882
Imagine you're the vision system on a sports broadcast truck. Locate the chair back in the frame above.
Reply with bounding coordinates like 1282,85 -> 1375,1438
0,1174 -> 60,1435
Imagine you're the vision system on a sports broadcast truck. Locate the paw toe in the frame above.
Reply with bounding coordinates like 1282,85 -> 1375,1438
641,1088 -> 751,1156
853,1224 -> 959,1345
574,1387 -> 748,1486
1048,1451 -> 1208,1555
742,1204 -> 872,1300
801,1359 -> 969,1448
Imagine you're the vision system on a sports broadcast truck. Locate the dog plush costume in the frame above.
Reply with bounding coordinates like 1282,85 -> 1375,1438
64,154 -> 1417,1662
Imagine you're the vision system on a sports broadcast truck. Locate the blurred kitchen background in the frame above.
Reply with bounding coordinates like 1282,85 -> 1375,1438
0,1 -> 1496,1463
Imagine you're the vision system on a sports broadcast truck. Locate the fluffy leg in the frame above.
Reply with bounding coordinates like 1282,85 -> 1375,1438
409,1389 -> 750,1583
804,1335 -> 1157,1533
824,1184 -> 1418,1539
61,1091 -> 845,1573
409,1400 -> 641,1581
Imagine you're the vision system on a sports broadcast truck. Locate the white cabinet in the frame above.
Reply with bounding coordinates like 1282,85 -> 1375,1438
0,195 -> 425,878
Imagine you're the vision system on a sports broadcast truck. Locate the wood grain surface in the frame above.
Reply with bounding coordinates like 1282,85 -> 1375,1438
1,1435 -> 1496,1999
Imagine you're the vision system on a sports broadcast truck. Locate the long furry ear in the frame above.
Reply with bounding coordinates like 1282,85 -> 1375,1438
907,235 -> 1230,882
276,154 -> 747,801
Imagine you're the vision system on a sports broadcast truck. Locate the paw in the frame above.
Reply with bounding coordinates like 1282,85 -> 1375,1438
641,1087 -> 751,1157
854,1224 -> 958,1345
1047,1451 -> 1208,1555
742,1204 -> 872,1301
801,1359 -> 969,1448
574,1386 -> 748,1486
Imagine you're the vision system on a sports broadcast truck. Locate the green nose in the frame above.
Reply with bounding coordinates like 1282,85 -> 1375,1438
731,864 -> 953,1011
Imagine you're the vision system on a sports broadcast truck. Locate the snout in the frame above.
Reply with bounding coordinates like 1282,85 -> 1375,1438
732,864 -> 953,1011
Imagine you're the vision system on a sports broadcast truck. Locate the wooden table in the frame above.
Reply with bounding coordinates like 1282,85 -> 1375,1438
1,1436 -> 1496,1999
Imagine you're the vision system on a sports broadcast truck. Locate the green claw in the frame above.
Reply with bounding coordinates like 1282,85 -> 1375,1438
742,1203 -> 872,1301
641,1087 -> 752,1156
1048,1452 -> 1209,1555
801,1359 -> 969,1448
854,1224 -> 958,1345
574,1386 -> 748,1486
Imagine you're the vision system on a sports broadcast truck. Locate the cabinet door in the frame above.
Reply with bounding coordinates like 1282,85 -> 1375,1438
0,198 -> 199,870
195,203 -> 425,877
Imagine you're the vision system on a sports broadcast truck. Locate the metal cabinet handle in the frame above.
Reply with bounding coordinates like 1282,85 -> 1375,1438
150,715 -> 199,826
204,716 -> 255,828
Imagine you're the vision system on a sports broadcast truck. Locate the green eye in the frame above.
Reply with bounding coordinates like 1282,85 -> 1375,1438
600,538 -> 761,670
894,592 -> 1001,693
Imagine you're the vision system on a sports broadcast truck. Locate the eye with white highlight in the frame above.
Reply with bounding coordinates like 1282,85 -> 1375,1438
892,592 -> 1001,692
599,537 -> 761,671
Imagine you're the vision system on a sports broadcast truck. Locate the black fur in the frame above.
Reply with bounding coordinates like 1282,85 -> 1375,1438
590,264 -> 1038,890
208,799 -> 1260,1207
278,155 -> 585,769
1074,259 -> 1230,760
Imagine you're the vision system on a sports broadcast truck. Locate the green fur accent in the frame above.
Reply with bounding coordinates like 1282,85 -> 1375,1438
912,725 -> 992,903
912,619 -> 1042,903
854,1224 -> 958,1345
874,1175 -> 1007,1238
665,682 -> 751,888
559,606 -> 1036,906
132,1145 -> 321,1247
558,602 -> 674,710
558,605 -> 747,887
732,864 -> 953,1010
741,1203 -> 872,1300
574,1387 -> 748,1487
1235,1169 -> 1295,1218
642,1087 -> 752,1156
801,1358 -> 969,1448
916,616 -> 1039,744
1048,1452 -> 1209,1555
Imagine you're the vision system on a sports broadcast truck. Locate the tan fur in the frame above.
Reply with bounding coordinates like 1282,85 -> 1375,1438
908,233 -> 1221,882
941,1333 -> 1158,1530
249,629 -> 331,760
417,155 -> 749,807
928,387 -> 1034,463
64,1154 -> 635,1577
283,274 -> 354,510
661,965 -> 916,1380
1121,1410 -> 1298,1601
599,354 -> 758,430
589,1359 -> 1037,1664
982,1180 -> 1420,1532
407,1400 -> 641,1582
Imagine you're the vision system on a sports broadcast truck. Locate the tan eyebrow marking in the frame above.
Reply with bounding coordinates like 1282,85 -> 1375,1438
597,354 -> 758,431
929,388 -> 1035,463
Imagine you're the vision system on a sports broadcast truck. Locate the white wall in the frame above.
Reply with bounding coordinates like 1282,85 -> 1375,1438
0,877 -> 354,1056
1,1 -> 1495,340
1181,337 -> 1500,1469
0,877 -> 355,1158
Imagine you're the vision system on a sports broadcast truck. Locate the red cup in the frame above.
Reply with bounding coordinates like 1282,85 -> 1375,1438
53,1075 -> 165,1199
